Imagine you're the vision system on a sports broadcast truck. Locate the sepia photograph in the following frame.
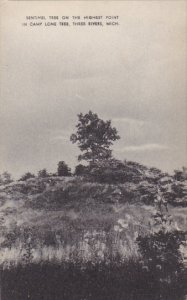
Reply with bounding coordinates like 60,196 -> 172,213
0,1 -> 187,299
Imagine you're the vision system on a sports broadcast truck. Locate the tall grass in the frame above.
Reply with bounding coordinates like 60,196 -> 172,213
0,228 -> 140,268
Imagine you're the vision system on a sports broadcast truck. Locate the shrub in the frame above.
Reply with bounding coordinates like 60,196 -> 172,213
19,172 -> 35,181
86,159 -> 144,184
174,167 -> 187,182
168,182 -> 187,206
57,161 -> 71,177
38,169 -> 49,178
74,164 -> 87,176
136,230 -> 186,283
0,172 -> 13,185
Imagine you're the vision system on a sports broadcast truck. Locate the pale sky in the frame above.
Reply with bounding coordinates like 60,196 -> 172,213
1,1 -> 187,179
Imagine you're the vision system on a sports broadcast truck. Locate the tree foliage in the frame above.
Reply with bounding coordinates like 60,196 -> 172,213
136,184 -> 186,284
70,111 -> 120,163
74,164 -> 87,176
38,169 -> 49,178
136,230 -> 185,282
174,167 -> 187,182
0,172 -> 13,185
19,172 -> 35,181
57,161 -> 71,177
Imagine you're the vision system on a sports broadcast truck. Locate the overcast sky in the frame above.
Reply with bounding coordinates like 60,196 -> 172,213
1,1 -> 187,179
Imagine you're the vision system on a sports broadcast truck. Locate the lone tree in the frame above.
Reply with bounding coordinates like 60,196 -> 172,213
70,111 -> 120,163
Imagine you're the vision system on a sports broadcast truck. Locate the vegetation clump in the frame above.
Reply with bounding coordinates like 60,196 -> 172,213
19,172 -> 35,181
57,161 -> 71,177
0,172 -> 13,185
137,230 -> 186,284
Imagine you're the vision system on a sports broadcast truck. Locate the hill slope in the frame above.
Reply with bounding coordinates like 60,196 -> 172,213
0,161 -> 187,266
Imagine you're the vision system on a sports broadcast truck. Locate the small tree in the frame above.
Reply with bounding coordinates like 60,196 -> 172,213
136,183 -> 186,285
70,111 -> 120,163
38,169 -> 49,178
57,161 -> 71,176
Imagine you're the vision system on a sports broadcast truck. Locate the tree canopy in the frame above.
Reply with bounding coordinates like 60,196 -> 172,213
70,111 -> 120,163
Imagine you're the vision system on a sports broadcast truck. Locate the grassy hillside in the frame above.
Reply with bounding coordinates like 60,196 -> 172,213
0,168 -> 187,267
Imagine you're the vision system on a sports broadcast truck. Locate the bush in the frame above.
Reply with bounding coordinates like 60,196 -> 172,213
19,172 -> 35,181
86,159 -> 144,184
38,169 -> 49,178
168,182 -> 187,206
74,164 -> 87,176
57,161 -> 71,177
174,168 -> 187,182
0,172 -> 13,185
136,230 -> 186,283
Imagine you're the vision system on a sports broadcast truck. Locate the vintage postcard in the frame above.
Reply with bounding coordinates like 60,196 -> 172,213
0,1 -> 187,299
